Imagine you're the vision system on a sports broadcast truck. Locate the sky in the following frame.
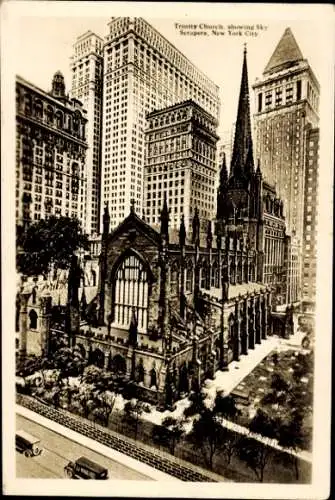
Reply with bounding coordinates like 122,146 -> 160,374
8,3 -> 328,138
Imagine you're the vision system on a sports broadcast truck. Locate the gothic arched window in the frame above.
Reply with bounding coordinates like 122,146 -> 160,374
112,253 -> 149,332
32,287 -> 37,304
29,309 -> 38,329
186,262 -> 193,292
200,266 -> 207,289
211,262 -> 218,288
170,263 -> 179,296
150,368 -> 157,388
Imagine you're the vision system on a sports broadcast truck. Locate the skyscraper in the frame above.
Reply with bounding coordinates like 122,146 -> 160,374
302,126 -> 319,304
252,27 -> 320,303
144,100 -> 219,232
70,31 -> 104,235
16,73 -> 88,229
100,17 -> 220,229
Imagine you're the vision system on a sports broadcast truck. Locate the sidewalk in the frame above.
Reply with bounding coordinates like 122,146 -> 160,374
204,335 -> 281,398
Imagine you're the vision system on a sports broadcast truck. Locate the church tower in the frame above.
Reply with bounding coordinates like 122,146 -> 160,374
217,45 -> 260,228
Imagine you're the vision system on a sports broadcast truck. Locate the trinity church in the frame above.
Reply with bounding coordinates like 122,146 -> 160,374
17,48 -> 293,408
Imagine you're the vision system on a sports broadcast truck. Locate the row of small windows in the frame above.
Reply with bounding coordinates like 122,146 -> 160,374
258,80 -> 302,112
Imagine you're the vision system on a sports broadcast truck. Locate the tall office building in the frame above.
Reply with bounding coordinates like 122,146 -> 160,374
302,126 -> 319,304
252,28 -> 320,303
16,73 -> 88,229
101,17 -> 220,229
144,100 -> 219,231
70,31 -> 104,235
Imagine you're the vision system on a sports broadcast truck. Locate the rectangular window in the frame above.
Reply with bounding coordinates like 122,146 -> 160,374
296,80 -> 302,101
258,93 -> 263,112
265,92 -> 272,107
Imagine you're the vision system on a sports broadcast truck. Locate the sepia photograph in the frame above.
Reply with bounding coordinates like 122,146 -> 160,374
1,2 -> 333,498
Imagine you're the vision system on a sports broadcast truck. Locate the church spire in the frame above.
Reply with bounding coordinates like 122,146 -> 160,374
230,44 -> 254,183
102,203 -> 110,235
160,192 -> 169,244
219,152 -> 228,188
216,152 -> 229,219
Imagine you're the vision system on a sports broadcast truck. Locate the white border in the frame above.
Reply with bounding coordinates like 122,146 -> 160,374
1,2 -> 334,498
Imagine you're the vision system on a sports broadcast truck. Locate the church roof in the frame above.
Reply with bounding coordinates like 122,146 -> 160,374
264,27 -> 304,75
108,208 -> 161,247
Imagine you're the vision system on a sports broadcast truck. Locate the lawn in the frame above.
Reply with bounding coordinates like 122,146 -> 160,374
230,347 -> 314,450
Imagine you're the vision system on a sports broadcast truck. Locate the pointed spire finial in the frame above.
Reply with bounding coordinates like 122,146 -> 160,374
217,153 -> 229,219
219,152 -> 228,187
130,198 -> 136,214
179,213 -> 186,247
129,307 -> 138,347
103,202 -> 110,234
192,207 -> 200,246
160,192 -> 169,242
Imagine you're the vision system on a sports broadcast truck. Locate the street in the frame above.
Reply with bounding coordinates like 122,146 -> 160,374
16,414 -> 151,480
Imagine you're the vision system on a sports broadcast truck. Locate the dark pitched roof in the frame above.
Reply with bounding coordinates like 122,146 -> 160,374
108,210 -> 161,247
264,27 -> 304,75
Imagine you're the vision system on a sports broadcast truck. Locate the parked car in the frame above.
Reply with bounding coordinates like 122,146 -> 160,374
16,430 -> 43,457
64,456 -> 109,479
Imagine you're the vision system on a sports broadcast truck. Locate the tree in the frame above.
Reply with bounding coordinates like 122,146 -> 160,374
91,390 -> 116,427
237,436 -> 271,482
17,216 -> 89,277
183,389 -> 207,418
220,427 -> 241,467
152,417 -> 185,455
213,392 -> 240,422
277,416 -> 306,480
188,408 -> 225,470
81,365 -> 104,385
54,346 -> 86,385
77,383 -> 95,418
249,409 -> 278,440
124,399 -> 151,440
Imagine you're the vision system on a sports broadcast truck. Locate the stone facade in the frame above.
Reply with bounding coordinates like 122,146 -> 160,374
16,73 -> 88,229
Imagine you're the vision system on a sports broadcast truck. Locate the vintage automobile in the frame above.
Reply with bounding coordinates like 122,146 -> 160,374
16,430 -> 43,457
64,456 -> 109,479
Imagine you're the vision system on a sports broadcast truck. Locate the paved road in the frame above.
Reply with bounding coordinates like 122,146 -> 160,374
16,414 -> 151,480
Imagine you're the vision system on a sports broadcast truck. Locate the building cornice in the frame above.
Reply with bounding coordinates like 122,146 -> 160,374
105,17 -> 220,96
16,75 -> 87,117
17,112 -> 88,148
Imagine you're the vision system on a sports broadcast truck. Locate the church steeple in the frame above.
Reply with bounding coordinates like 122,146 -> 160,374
160,193 -> 169,244
230,44 -> 254,184
216,153 -> 229,219
102,203 -> 110,235
219,152 -> 228,189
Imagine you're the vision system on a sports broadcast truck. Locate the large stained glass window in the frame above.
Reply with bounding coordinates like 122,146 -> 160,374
113,254 -> 148,332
